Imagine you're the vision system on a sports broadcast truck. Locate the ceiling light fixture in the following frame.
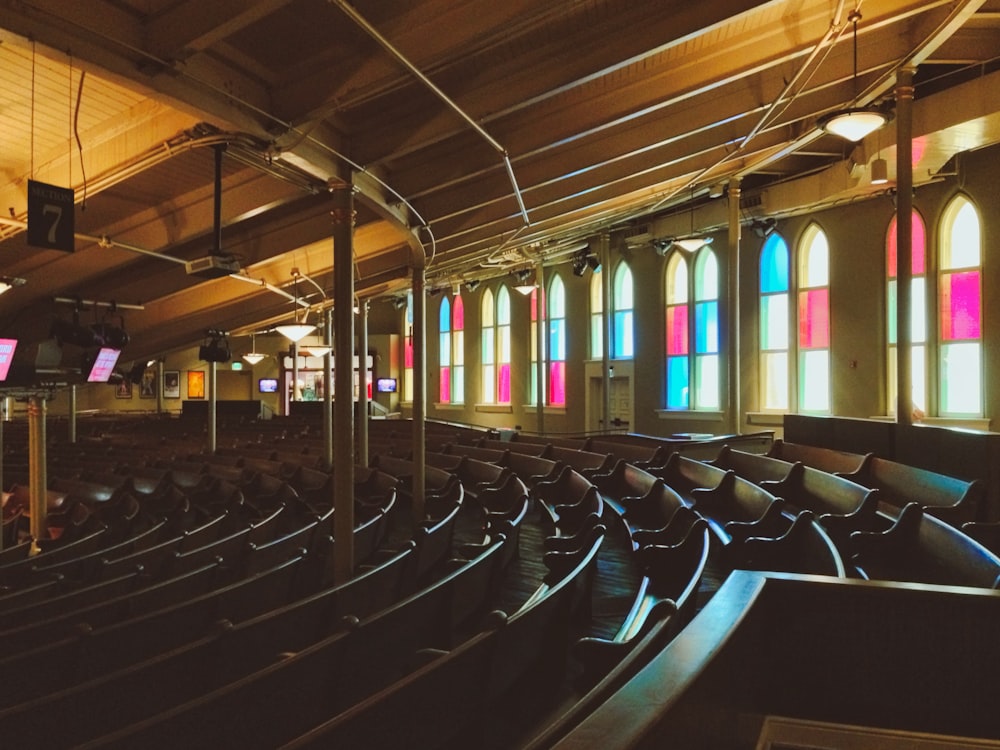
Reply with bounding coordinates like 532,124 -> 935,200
300,335 -> 332,358
243,332 -> 266,365
275,268 -> 316,343
871,157 -> 889,185
513,267 -> 536,295
818,10 -> 890,142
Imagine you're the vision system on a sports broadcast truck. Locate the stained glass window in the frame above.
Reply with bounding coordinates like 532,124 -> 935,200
939,196 -> 982,416
886,211 -> 927,415
439,297 -> 451,403
612,263 -> 634,358
590,272 -> 603,359
798,225 -> 830,412
403,291 -> 414,402
760,234 -> 790,410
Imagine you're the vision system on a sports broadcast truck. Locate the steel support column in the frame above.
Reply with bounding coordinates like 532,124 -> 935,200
27,396 -> 47,553
331,183 -> 356,584
411,266 -> 427,523
895,67 -> 916,426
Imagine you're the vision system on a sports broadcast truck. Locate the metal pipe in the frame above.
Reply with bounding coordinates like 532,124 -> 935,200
213,144 -> 226,256
332,183 -> 356,584
323,309 -> 334,470
411,265 -> 427,523
208,361 -> 217,453
358,301 -> 370,468
329,0 -> 529,228
28,396 -> 47,554
895,67 -> 916,425
68,385 -> 77,444
600,233 -> 612,433
726,178 -> 743,433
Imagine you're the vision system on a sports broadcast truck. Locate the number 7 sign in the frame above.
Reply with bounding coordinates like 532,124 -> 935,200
27,179 -> 75,252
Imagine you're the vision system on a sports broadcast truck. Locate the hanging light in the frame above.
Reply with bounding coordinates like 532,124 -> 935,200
275,269 -> 316,343
871,157 -> 889,184
300,335 -> 331,358
673,236 -> 713,252
243,332 -> 266,365
818,10 -> 889,142
513,267 -> 536,296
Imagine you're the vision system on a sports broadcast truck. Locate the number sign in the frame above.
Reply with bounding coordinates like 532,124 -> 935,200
27,179 -> 75,252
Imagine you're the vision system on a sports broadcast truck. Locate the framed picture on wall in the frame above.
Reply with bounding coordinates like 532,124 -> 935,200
163,370 -> 180,399
139,368 -> 157,399
187,370 -> 205,399
115,379 -> 133,399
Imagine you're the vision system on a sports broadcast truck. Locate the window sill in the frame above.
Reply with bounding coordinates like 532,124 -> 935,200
656,410 -> 724,422
433,403 -> 466,410
525,405 -> 568,416
475,403 -> 513,414
745,411 -> 786,426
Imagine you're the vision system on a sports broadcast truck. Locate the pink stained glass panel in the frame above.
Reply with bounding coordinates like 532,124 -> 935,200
404,338 -> 413,368
887,213 -> 926,278
440,367 -> 451,403
549,361 -> 566,406
498,364 -> 511,403
798,288 -> 830,348
940,271 -> 981,340
453,295 -> 464,331
666,306 -> 688,356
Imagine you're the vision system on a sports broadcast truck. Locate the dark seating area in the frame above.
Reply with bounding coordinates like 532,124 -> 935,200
1,414 -> 999,749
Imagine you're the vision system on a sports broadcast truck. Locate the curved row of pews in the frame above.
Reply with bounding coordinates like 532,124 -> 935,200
1,417 -> 998,748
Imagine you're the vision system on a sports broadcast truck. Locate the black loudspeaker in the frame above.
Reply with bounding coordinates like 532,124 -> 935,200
199,342 -> 231,362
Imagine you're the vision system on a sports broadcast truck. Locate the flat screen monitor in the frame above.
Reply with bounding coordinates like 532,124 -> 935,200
86,347 -> 121,383
0,338 -> 17,381
376,377 -> 397,393
258,377 -> 278,393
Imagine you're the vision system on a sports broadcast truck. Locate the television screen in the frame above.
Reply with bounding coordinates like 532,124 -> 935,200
86,347 -> 121,383
0,338 -> 17,381
376,377 -> 397,393
259,377 -> 278,393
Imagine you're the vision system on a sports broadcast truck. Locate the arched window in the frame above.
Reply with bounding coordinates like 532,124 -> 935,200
590,272 -> 603,359
759,234 -> 790,410
548,275 -> 567,405
612,262 -> 634,358
529,274 -> 567,406
798,225 -> 830,412
938,195 -> 982,416
694,249 -> 720,409
886,211 -> 927,415
481,285 -> 512,404
665,252 -> 689,409
439,296 -> 451,403
403,291 -> 414,402
451,294 -> 465,404
665,249 -> 719,410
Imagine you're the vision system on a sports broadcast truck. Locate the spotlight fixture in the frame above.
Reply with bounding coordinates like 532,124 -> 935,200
243,332 -> 266,365
571,248 -> 600,277
752,218 -> 778,239
817,11 -> 890,142
391,297 -> 407,310
465,279 -> 481,292
91,321 -> 130,349
0,276 -> 26,296
199,328 -> 231,363
275,269 -> 316,343
653,239 -> 673,257
50,317 -> 102,348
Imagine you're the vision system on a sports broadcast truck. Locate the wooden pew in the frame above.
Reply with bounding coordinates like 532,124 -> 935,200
850,502 -> 1000,588
840,454 -> 983,525
767,438 -> 869,475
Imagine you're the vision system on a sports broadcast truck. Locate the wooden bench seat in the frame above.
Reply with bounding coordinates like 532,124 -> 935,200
841,454 -> 983,525
710,445 -> 796,484
767,438 -> 869,475
851,502 -> 1000,588
734,510 -> 846,577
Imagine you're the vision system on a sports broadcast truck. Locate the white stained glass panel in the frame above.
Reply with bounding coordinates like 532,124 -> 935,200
941,342 -> 981,415
800,349 -> 830,412
762,352 -> 788,410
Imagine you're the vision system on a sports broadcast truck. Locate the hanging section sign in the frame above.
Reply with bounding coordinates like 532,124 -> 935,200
27,179 -> 75,253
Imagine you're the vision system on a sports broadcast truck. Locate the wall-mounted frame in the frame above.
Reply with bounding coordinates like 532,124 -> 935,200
187,370 -> 205,399
139,367 -> 157,399
115,379 -> 132,399
163,370 -> 180,399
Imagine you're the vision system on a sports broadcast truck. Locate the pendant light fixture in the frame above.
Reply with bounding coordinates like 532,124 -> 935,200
243,332 -> 266,365
817,10 -> 889,142
275,268 -> 316,343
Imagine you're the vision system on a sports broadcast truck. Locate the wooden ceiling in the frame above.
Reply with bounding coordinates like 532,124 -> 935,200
1,0 -> 999,382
